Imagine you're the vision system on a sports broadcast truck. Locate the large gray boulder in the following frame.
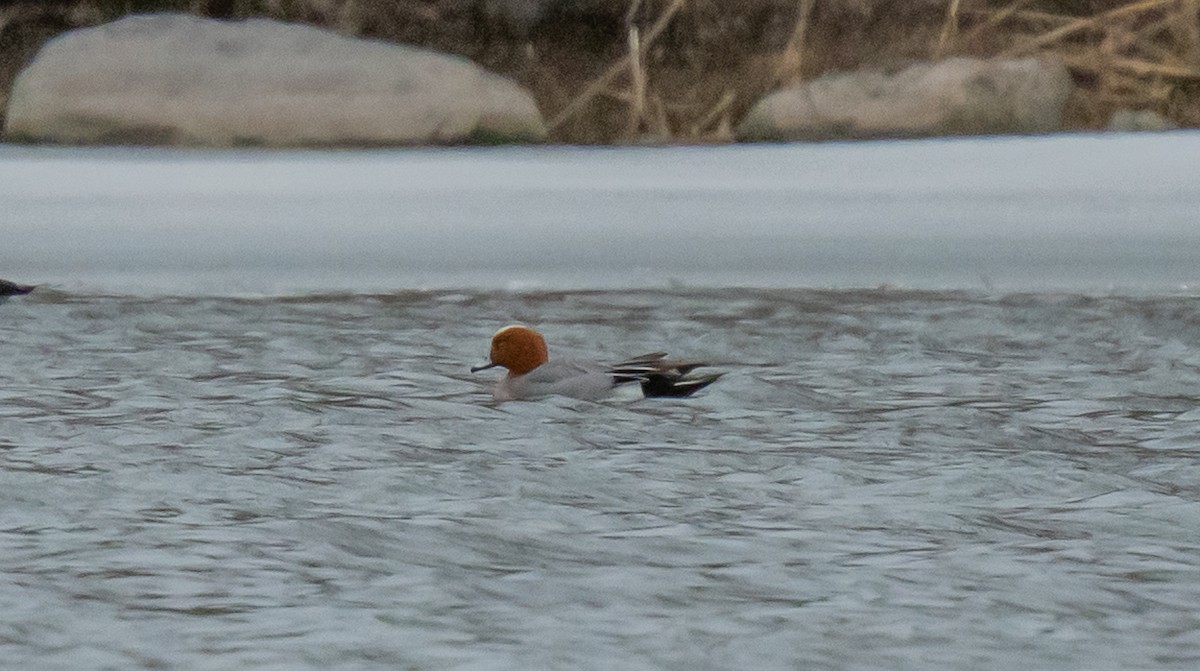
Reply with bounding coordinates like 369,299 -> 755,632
4,13 -> 547,147
738,57 -> 1073,142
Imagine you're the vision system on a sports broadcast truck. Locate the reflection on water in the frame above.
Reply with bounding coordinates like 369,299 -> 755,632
3,288 -> 1200,669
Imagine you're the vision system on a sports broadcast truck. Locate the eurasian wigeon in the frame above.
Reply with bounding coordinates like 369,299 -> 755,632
471,325 -> 722,402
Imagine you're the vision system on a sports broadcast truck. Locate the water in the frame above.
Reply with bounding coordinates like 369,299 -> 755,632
3,135 -> 1200,669
3,288 -> 1200,669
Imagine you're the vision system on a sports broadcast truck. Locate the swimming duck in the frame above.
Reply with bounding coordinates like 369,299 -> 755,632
471,324 -> 721,402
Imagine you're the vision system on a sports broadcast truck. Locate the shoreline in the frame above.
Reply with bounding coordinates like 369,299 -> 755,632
0,1 -> 1197,145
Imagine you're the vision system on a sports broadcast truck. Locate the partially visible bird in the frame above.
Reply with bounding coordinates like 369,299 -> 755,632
471,324 -> 722,402
0,279 -> 34,303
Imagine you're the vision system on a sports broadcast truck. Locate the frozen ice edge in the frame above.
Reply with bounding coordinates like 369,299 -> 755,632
2,132 -> 1198,296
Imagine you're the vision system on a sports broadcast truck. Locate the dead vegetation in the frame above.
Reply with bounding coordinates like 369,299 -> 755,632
1,0 -> 1198,142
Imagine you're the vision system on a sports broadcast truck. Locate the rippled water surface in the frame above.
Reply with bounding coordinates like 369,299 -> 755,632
3,288 -> 1200,669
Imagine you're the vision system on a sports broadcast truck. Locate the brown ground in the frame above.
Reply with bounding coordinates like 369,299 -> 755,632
2,0 -> 1199,143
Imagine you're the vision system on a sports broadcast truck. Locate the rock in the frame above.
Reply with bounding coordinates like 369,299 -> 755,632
4,13 -> 546,147
737,57 -> 1073,142
1107,109 -> 1177,132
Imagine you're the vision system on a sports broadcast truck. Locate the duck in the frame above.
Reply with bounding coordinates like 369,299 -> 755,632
470,324 -> 721,402
0,279 -> 34,303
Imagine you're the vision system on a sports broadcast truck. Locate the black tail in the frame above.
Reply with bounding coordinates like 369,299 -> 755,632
640,372 -> 723,398
609,352 -> 722,398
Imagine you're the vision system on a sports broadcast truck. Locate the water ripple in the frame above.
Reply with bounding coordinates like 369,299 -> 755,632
2,289 -> 1200,669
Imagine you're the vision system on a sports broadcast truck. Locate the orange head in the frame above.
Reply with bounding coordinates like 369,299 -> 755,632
470,325 -> 549,376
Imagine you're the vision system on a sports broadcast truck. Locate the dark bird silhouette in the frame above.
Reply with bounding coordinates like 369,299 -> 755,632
0,279 -> 35,302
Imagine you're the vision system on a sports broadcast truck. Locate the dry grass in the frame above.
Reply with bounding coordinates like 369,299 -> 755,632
524,0 -> 1200,140
954,0 -> 1200,127
2,0 -> 1199,141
